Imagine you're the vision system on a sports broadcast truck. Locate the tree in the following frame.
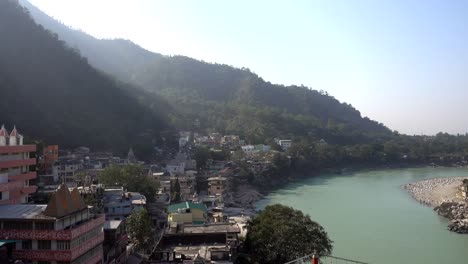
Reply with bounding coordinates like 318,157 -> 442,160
127,208 -> 154,252
99,165 -> 159,202
193,146 -> 211,169
245,204 -> 333,264
171,178 -> 181,203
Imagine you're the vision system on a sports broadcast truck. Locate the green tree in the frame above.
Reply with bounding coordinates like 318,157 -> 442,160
193,146 -> 211,169
171,178 -> 181,203
127,208 -> 154,251
245,204 -> 333,264
99,165 -> 158,202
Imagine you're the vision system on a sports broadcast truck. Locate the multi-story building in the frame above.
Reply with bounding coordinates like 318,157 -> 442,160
208,176 -> 227,196
41,145 -> 59,173
103,220 -> 128,264
103,187 -> 146,220
0,125 -> 37,204
167,202 -> 208,225
0,184 -> 105,263
151,223 -> 240,263
52,159 -> 83,187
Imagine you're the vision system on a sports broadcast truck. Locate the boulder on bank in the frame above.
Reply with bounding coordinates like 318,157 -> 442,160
434,201 -> 468,234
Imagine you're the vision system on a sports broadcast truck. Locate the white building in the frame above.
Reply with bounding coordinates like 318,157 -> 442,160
278,140 -> 292,151
52,159 -> 83,186
241,145 -> 255,155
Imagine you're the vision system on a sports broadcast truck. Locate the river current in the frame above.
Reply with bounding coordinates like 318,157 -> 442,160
255,167 -> 468,264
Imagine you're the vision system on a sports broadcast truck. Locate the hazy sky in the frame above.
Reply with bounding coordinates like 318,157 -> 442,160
28,0 -> 468,135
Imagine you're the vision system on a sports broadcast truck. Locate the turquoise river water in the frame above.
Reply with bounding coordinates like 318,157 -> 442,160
255,167 -> 468,264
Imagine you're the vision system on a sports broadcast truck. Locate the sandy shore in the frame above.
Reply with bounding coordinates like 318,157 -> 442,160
402,177 -> 467,207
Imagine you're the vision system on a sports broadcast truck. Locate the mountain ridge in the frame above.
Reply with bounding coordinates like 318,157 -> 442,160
19,0 -> 392,145
0,0 -> 171,155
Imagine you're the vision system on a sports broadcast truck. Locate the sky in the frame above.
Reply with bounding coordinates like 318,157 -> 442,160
28,0 -> 468,135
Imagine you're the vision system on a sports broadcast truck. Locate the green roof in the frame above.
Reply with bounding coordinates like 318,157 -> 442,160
167,202 -> 207,213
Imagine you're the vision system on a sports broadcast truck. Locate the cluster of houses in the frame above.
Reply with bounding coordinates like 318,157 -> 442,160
0,125 -> 294,264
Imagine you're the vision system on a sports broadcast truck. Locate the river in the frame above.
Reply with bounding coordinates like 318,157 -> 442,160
255,167 -> 468,264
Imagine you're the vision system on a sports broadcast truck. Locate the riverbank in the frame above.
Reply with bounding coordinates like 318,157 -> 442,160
228,165 -> 468,219
402,177 -> 467,207
402,176 -> 468,234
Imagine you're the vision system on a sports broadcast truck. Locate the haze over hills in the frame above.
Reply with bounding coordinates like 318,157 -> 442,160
0,0 -> 171,154
20,0 -> 392,145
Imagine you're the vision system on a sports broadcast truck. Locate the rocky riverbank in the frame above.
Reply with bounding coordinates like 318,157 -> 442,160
403,177 -> 468,234
402,177 -> 466,207
434,202 -> 468,234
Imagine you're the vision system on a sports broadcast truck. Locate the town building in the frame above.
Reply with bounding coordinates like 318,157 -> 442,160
52,159 -> 83,187
39,145 -> 59,174
103,220 -> 128,264
208,176 -> 227,196
241,145 -> 255,155
0,184 -> 104,263
0,125 -> 37,204
176,175 -> 196,201
167,202 -> 208,225
103,187 -> 146,220
150,223 -> 241,263
277,139 -> 292,151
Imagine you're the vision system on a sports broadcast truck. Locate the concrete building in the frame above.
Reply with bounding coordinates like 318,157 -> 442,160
52,159 -> 83,187
103,187 -> 146,220
208,176 -> 227,196
167,202 -> 208,225
241,145 -> 255,155
277,139 -> 292,151
151,223 -> 241,263
0,184 -> 104,263
0,125 -> 37,204
39,145 -> 59,175
103,220 -> 128,264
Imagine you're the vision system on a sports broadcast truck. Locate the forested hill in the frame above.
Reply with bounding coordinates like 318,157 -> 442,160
0,0 -> 171,154
21,0 -> 391,144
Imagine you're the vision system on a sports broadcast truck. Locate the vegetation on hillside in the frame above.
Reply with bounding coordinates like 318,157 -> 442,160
99,165 -> 159,202
15,1 -> 468,169
21,0 -> 390,145
0,1 -> 172,156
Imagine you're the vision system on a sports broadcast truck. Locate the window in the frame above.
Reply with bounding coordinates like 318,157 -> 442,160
57,241 -> 70,250
35,222 -> 55,230
4,221 -> 33,230
38,240 -> 51,250
0,192 -> 2,200
22,240 -> 32,250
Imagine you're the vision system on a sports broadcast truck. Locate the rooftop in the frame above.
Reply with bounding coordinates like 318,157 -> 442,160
104,219 -> 123,230
208,176 -> 227,181
182,223 -> 240,234
0,204 -> 53,220
167,202 -> 207,213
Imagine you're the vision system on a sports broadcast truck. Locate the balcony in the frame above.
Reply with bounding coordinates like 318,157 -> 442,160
0,180 -> 24,192
11,233 -> 104,262
0,215 -> 105,241
21,185 -> 37,195
0,158 -> 36,169
0,144 -> 36,154
9,171 -> 37,181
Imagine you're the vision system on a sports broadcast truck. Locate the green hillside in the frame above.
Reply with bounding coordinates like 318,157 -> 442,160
0,0 -> 171,154
20,0 -> 391,144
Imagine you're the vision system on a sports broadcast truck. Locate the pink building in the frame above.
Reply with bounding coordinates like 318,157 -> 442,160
0,184 -> 104,263
0,125 -> 37,204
